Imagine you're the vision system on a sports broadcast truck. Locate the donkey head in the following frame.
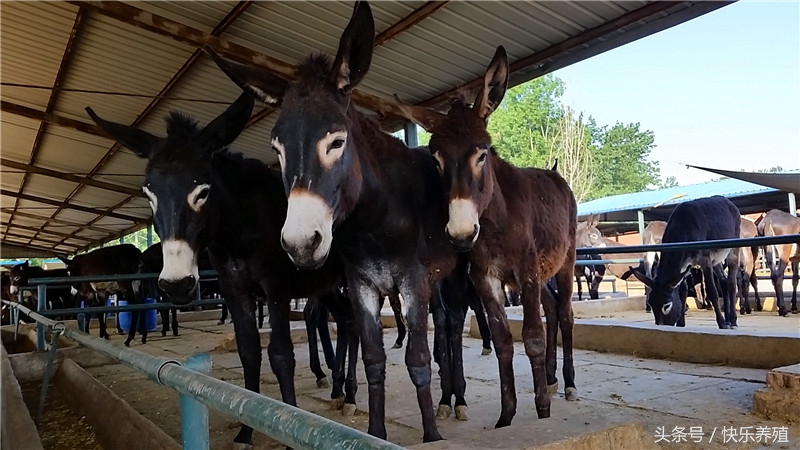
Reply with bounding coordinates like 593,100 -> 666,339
576,214 -> 603,248
395,46 -> 509,250
631,265 -> 691,326
206,1 -> 374,268
8,261 -> 30,295
86,92 -> 254,304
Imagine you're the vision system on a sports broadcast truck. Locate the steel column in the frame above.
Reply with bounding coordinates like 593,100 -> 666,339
789,192 -> 797,216
404,121 -> 418,148
181,354 -> 211,450
37,284 -> 46,351
637,210 -> 645,243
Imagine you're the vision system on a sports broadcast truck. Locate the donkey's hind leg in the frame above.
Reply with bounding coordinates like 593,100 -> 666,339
553,265 -> 577,401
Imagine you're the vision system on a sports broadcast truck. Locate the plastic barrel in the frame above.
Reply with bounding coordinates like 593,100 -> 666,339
118,300 -> 130,332
145,298 -> 157,331
118,299 -> 158,333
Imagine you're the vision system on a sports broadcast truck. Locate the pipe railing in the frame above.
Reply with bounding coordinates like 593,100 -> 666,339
3,299 -> 403,450
576,234 -> 799,255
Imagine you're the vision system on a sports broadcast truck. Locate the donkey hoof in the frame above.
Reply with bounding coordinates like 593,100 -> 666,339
547,382 -> 559,396
124,340 -> 131,347
161,330 -> 167,337
729,325 -> 738,330
481,347 -> 492,356
454,405 -> 469,421
330,396 -> 345,410
342,403 -> 356,417
217,320 -> 225,325
436,404 -> 452,420
391,342 -> 403,349
792,309 -> 799,314
316,377 -> 330,389
778,308 -> 788,317
565,387 -> 578,401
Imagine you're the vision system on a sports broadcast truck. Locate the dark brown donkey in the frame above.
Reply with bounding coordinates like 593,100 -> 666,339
396,46 -> 578,427
757,209 -> 800,315
206,3 -> 463,442
86,93 -> 360,447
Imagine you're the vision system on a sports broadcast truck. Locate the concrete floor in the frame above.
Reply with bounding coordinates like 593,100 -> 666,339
81,312 -> 800,450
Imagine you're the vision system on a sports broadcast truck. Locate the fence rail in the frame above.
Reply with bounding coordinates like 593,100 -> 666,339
577,234 -> 799,256
2,299 -> 403,450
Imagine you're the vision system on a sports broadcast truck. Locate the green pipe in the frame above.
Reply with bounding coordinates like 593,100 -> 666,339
37,298 -> 223,317
158,363 -> 403,450
27,270 -> 218,285
181,354 -> 211,450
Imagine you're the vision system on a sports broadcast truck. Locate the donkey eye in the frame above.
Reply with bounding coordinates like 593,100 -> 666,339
477,152 -> 488,164
328,138 -> 345,153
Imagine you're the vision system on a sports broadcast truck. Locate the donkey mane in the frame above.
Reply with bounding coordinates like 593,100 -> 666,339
296,53 -> 334,88
166,112 -> 200,137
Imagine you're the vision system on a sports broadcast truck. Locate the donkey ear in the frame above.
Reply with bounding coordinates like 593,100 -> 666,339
198,91 -> 254,151
474,46 -> 509,120
393,94 -> 445,132
629,266 -> 654,288
330,1 -> 375,94
86,108 -> 161,159
204,46 -> 287,105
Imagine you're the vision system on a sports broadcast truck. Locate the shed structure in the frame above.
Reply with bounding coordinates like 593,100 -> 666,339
1,1 -> 734,256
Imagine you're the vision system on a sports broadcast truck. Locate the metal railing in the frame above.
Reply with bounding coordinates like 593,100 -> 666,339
576,234 -> 799,256
3,300 -> 402,450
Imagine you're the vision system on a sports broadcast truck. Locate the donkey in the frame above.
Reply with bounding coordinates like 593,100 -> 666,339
632,196 -> 741,329
8,261 -> 74,318
642,220 -> 667,279
576,217 -> 606,300
396,46 -> 578,427
61,244 -> 145,344
205,2 -> 479,441
757,209 -> 800,316
737,217 -> 762,314
86,93 -> 361,447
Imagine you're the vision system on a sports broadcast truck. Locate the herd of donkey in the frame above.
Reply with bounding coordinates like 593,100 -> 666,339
2,3 -> 799,445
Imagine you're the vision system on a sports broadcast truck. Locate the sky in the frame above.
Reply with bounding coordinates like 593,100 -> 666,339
554,0 -> 799,187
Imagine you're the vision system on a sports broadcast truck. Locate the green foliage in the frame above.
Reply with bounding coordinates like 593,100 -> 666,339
484,73 -> 663,202
489,75 -> 564,168
585,121 -> 660,200
659,176 -> 679,188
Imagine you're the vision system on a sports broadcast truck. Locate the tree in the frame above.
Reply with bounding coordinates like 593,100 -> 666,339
659,176 -> 679,189
489,75 -> 565,168
586,121 -> 660,200
542,106 -> 595,203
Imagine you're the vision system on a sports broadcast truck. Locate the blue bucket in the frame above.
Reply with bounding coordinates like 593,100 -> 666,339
118,298 -> 158,332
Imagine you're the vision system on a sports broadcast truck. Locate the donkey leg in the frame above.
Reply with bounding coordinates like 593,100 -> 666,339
430,284 -> 453,419
227,295 -> 262,446
397,271 -> 441,443
791,260 -> 799,313
388,292 -> 406,349
772,259 -> 788,316
344,316 -> 360,414
266,298 -> 297,406
349,277 -> 388,440
327,303 -> 348,409
171,307 -> 179,336
318,306 -> 336,372
304,300 -> 327,386
520,277 -> 551,420
540,285 -> 559,395
160,307 -> 170,336
474,274 -> 517,428
750,268 -> 762,311
702,265 -> 728,329
554,266 -> 577,401
447,291 -> 468,421
466,289 -> 492,355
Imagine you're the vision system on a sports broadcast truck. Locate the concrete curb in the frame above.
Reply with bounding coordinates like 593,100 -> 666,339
1,344 -> 44,450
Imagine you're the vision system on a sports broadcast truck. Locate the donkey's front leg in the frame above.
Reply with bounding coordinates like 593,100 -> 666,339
349,276 -> 387,440
702,264 -> 728,329
398,270 -> 441,442
520,278 -> 551,419
473,273 -> 517,428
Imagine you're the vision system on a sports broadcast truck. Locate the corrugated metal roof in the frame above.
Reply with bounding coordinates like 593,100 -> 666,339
578,178 -> 779,217
1,0 -> 733,257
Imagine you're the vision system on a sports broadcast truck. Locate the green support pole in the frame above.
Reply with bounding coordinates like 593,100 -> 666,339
181,354 -> 211,450
37,284 -> 46,351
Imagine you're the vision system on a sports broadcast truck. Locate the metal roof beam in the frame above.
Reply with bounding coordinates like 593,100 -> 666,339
0,208 -> 117,234
1,158 -> 143,198
374,1 -> 450,47
2,231 -> 82,249
47,1 -> 253,249
11,8 -> 87,244
0,101 -> 106,138
0,189 -> 143,224
1,222 -> 94,242
0,240 -> 71,256
68,0 -> 405,119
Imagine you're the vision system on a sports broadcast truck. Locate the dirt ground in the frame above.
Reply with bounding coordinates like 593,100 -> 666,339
78,315 -> 800,450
